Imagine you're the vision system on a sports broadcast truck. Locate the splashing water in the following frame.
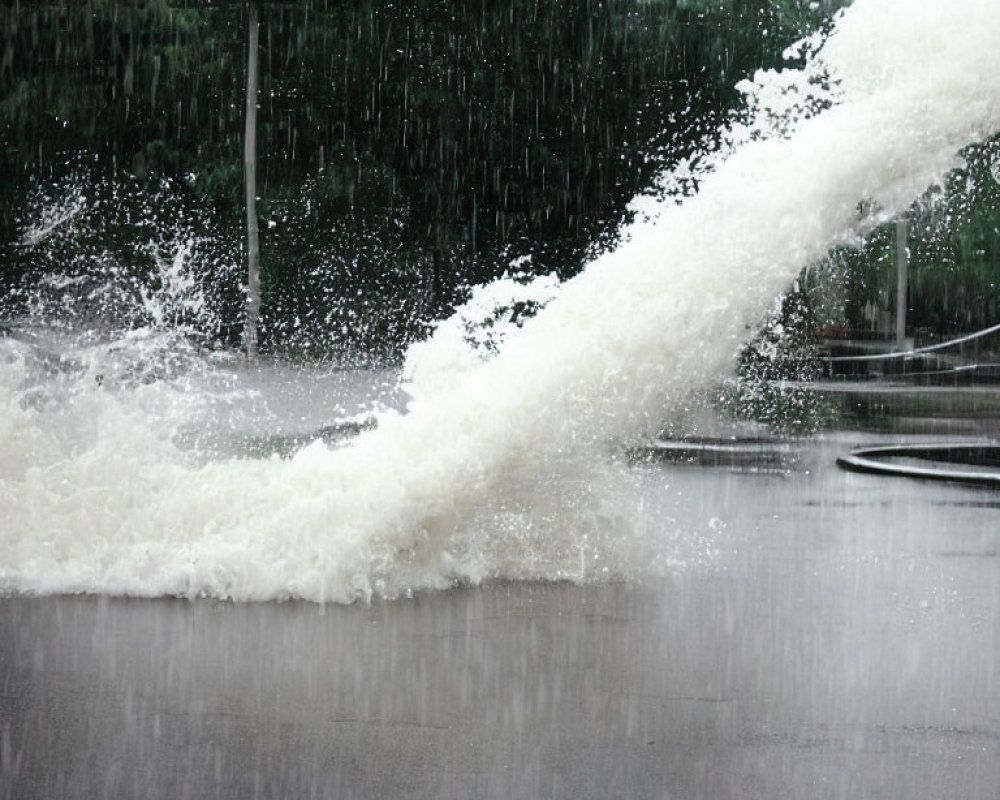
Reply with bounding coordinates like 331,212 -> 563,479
2,0 -> 999,602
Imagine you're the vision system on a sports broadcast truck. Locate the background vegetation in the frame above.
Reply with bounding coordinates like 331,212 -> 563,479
2,0 -> 996,359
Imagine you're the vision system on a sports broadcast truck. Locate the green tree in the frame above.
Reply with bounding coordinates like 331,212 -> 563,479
2,0 -> 855,357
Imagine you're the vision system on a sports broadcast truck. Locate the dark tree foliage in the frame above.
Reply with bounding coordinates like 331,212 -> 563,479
827,137 -> 1000,338
2,0 -> 879,357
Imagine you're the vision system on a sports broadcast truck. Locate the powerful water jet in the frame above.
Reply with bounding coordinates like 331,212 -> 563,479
2,0 -> 999,602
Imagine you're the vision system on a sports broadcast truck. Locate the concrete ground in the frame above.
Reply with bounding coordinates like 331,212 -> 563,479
2,431 -> 999,800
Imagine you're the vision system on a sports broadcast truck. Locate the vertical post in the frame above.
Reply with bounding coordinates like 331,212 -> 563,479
895,218 -> 908,351
243,2 -> 261,360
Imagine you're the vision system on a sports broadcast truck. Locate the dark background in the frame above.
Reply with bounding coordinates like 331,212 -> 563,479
2,0 -> 996,359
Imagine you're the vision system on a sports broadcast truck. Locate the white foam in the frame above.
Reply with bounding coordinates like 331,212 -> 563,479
2,0 -> 999,602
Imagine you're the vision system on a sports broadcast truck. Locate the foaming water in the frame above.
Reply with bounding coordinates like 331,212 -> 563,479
3,0 -> 1000,602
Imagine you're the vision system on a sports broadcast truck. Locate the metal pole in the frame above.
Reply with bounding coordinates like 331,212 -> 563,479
243,2 -> 260,360
895,218 -> 908,350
